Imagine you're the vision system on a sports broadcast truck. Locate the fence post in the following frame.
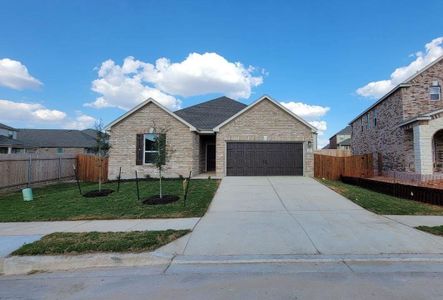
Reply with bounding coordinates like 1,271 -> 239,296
58,156 -> 62,181
27,154 -> 32,187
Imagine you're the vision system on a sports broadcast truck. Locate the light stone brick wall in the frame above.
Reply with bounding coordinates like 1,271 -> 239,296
216,98 -> 315,177
413,117 -> 443,174
108,102 -> 199,179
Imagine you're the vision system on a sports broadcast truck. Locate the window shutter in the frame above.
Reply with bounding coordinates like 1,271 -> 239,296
136,134 -> 144,165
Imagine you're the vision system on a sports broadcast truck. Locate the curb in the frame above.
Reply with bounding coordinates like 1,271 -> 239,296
171,254 -> 443,265
1,251 -> 173,276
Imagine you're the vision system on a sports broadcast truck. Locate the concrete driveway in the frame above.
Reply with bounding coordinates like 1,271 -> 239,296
182,177 -> 443,256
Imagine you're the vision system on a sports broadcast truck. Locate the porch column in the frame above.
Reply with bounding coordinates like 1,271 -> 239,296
7,147 -> 12,154
413,124 -> 433,175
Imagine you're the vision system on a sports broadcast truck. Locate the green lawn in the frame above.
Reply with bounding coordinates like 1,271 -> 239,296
0,179 -> 219,222
319,179 -> 443,215
416,225 -> 443,236
12,230 -> 190,255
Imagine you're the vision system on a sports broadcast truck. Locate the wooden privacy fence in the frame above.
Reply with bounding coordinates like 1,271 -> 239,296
76,154 -> 108,182
314,153 -> 373,180
0,154 -> 76,189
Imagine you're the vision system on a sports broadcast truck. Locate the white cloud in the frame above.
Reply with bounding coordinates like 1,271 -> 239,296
309,120 -> 327,133
148,53 -> 263,98
62,112 -> 96,130
86,53 -> 264,111
0,99 -> 66,122
280,101 -> 330,119
280,101 -> 329,140
357,37 -> 443,98
0,99 -> 95,130
0,58 -> 42,90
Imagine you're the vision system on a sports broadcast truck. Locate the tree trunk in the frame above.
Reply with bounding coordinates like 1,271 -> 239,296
159,167 -> 162,198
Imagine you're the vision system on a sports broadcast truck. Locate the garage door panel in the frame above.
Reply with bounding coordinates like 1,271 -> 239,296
226,142 -> 303,176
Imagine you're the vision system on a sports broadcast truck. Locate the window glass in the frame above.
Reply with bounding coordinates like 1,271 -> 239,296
56,148 -> 64,154
430,86 -> 441,101
144,133 -> 159,163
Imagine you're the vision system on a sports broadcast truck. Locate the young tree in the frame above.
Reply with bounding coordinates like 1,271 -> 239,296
93,120 -> 110,192
151,122 -> 171,199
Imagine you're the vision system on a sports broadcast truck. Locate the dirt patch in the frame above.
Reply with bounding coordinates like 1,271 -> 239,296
142,195 -> 179,205
83,189 -> 114,198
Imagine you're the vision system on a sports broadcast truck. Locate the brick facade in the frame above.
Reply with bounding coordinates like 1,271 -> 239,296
216,98 -> 315,177
108,98 -> 316,179
351,58 -> 443,174
108,102 -> 198,180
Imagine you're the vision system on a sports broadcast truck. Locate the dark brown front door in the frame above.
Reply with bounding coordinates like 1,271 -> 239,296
206,144 -> 216,172
226,142 -> 303,176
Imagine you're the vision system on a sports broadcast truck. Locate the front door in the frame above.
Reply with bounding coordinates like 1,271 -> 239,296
206,144 -> 216,172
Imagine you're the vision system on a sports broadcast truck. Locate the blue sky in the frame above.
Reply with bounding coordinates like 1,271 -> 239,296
1,0 -> 443,146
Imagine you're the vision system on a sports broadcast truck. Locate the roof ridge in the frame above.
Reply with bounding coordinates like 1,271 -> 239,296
174,96 -> 245,112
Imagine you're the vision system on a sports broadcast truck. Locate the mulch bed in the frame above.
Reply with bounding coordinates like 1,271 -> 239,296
142,195 -> 179,205
83,189 -> 114,198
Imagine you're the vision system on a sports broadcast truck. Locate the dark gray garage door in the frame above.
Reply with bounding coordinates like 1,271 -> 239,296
226,142 -> 303,176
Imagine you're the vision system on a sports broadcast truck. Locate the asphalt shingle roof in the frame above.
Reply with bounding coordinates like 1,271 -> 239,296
338,138 -> 351,146
0,136 -> 29,147
16,129 -> 96,148
0,123 -> 16,131
335,125 -> 352,136
174,96 -> 247,130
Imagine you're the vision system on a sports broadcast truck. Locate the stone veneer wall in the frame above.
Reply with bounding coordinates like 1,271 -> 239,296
108,102 -> 199,179
351,58 -> 443,174
351,89 -> 411,172
403,59 -> 443,119
216,98 -> 315,177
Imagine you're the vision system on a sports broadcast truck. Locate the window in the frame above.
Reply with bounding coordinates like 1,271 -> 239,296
430,83 -> 441,101
144,133 -> 159,164
56,148 -> 64,154
366,113 -> 370,129
373,109 -> 377,127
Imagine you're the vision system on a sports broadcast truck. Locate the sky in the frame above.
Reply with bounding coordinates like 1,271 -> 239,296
1,0 -> 443,147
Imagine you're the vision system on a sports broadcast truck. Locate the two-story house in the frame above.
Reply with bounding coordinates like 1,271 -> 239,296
350,55 -> 443,177
328,126 -> 351,150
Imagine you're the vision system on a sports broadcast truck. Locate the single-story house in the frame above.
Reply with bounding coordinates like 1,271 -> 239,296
106,95 -> 318,179
350,55 -> 443,177
0,123 -> 30,154
16,129 -> 98,155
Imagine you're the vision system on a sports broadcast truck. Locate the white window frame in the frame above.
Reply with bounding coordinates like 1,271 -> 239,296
430,85 -> 441,101
143,133 -> 159,165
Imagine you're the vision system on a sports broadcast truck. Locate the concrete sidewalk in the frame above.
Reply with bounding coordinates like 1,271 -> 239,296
0,218 -> 199,259
384,215 -> 443,227
0,218 -> 200,236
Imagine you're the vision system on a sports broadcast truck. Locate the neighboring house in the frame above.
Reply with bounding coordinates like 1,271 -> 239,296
106,95 -> 318,179
16,129 -> 98,155
0,123 -> 29,154
328,126 -> 352,150
350,55 -> 443,176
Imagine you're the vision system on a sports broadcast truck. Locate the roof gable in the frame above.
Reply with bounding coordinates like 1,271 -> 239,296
0,123 -> 16,131
174,96 -> 247,130
105,98 -> 197,131
350,55 -> 443,125
213,95 -> 317,132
